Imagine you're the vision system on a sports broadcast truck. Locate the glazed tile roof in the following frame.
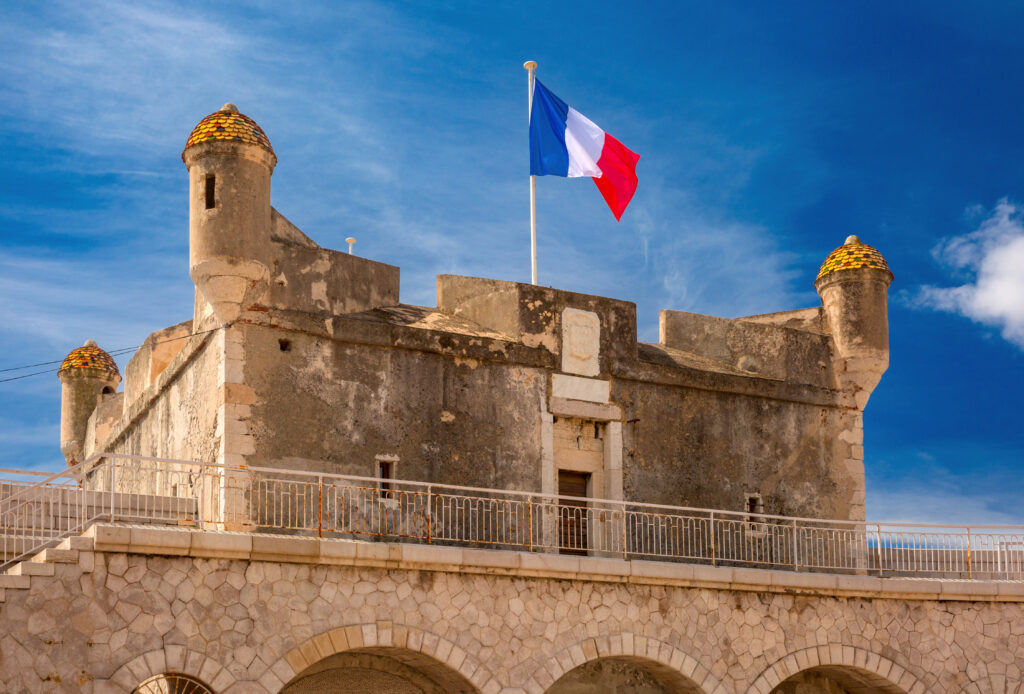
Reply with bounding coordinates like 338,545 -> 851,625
59,344 -> 119,377
817,237 -> 890,280
183,104 -> 273,156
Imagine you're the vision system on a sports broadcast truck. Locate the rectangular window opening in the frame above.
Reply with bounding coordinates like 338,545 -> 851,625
205,174 -> 216,209
378,460 -> 393,490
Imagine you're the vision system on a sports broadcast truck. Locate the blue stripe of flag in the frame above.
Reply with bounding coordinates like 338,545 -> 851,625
529,79 -> 570,177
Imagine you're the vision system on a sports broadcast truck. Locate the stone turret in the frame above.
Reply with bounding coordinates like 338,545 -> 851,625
815,235 -> 893,409
58,340 -> 120,466
182,103 -> 277,325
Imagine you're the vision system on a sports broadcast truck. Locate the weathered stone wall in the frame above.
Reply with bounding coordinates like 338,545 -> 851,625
91,334 -> 221,464
1,526 -> 1021,694
659,310 -> 835,389
240,323 -> 549,489
616,380 -> 860,519
232,309 -> 862,518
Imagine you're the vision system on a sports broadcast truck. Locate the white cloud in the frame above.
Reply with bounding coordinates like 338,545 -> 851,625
0,249 -> 191,354
629,176 -> 805,323
867,447 -> 1024,525
868,487 -> 1023,526
0,2 -> 246,155
914,199 -> 1024,348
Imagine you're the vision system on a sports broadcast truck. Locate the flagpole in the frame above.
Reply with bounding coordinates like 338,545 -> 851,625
524,60 -> 538,285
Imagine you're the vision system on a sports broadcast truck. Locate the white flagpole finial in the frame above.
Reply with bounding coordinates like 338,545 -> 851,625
525,61 -> 538,285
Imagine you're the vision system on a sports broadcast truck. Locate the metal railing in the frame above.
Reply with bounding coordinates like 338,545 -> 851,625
2,454 -> 1023,580
0,455 -> 205,567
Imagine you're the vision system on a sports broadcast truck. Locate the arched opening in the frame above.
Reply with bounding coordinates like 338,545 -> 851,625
280,647 -> 478,693
132,673 -> 214,694
770,666 -> 907,694
546,656 -> 707,694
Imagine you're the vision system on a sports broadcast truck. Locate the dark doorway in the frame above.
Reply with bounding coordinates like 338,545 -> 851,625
558,470 -> 590,555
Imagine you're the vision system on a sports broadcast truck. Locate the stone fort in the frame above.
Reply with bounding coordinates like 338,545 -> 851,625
0,104 -> 1021,694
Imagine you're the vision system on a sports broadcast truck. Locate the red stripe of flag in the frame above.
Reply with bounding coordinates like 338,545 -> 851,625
592,134 -> 640,221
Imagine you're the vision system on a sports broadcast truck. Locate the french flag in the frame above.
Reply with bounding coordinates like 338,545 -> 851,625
529,79 -> 640,221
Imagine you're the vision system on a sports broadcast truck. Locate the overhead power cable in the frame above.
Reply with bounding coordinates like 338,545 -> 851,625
0,325 -> 226,385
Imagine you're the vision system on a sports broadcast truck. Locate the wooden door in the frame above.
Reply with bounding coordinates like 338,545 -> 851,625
558,470 -> 589,555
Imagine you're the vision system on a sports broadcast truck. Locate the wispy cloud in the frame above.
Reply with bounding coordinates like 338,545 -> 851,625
869,487 -> 1023,526
0,420 -> 59,448
0,249 -> 190,352
868,453 -> 1024,526
910,199 -> 1024,348
0,2 -> 247,156
630,175 -> 805,323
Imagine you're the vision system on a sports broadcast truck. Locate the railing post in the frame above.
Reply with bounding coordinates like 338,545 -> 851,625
709,511 -> 716,567
109,461 -> 116,524
79,466 -> 86,531
426,486 -> 433,545
526,496 -> 533,551
792,519 -> 800,572
966,526 -> 972,580
317,476 -> 323,539
198,462 -> 206,526
621,502 -> 628,560
875,523 -> 884,577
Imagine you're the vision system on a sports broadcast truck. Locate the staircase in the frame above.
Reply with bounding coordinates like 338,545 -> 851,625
2,477 -> 198,571
0,534 -> 94,604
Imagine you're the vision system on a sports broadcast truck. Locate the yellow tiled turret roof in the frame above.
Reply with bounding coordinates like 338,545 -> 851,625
183,103 -> 273,156
817,236 -> 891,280
58,341 -> 119,377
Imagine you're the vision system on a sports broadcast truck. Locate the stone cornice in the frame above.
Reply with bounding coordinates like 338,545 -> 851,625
87,524 -> 1023,604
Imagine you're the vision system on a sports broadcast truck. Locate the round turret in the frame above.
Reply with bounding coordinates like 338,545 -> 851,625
183,104 -> 275,325
58,340 -> 121,466
814,236 -> 893,409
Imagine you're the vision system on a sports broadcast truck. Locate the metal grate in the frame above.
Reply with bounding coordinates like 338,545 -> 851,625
132,673 -> 214,694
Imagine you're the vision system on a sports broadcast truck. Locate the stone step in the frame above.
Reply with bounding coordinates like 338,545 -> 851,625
32,548 -> 78,564
60,535 -> 95,551
0,574 -> 30,589
7,561 -> 55,577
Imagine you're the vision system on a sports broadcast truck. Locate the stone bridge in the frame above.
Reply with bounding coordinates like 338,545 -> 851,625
1,524 -> 1021,694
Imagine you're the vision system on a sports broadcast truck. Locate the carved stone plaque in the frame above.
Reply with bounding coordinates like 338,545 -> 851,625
561,308 -> 600,376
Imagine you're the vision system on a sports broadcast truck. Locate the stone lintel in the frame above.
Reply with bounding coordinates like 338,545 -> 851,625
548,397 -> 622,422
550,373 -> 610,403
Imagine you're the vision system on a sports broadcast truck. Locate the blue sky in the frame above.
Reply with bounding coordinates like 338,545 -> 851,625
1,1 -> 1021,523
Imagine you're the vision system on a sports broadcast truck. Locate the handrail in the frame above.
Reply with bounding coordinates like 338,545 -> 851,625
2,454 -> 1023,579
238,463 -> 1024,530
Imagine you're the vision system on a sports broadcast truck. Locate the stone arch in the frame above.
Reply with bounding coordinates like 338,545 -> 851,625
746,645 -> 927,694
263,621 -> 496,693
98,646 -> 233,694
957,677 -> 1024,694
530,632 -> 724,694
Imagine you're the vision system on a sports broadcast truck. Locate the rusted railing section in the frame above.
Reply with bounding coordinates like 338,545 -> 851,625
2,454 -> 1023,580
